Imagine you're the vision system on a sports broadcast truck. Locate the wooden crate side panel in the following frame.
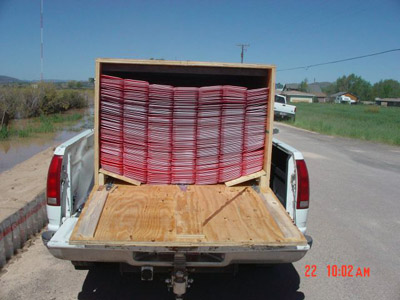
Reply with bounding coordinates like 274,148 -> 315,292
260,67 -> 276,192
94,60 -> 101,186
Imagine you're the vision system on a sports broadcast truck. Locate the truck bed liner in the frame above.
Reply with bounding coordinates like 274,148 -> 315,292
69,184 -> 306,247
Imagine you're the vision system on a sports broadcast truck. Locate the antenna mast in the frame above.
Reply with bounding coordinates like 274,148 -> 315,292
40,0 -> 44,81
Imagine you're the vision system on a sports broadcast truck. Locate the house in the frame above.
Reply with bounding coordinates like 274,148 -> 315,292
280,90 -> 315,103
307,83 -> 327,103
282,83 -> 300,91
281,82 -> 329,103
330,92 -> 358,104
281,83 -> 315,103
375,98 -> 400,107
312,92 -> 328,103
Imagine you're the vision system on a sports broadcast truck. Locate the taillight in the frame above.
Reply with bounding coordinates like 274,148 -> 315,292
46,155 -> 63,206
296,159 -> 309,209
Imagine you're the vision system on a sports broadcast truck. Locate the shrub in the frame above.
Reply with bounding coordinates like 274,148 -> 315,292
58,90 -> 87,109
364,106 -> 380,113
0,83 -> 88,126
0,86 -> 19,121
39,83 -> 69,114
0,126 -> 9,139
19,87 -> 41,118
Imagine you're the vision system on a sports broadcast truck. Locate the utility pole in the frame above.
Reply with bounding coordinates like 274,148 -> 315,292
236,44 -> 250,63
40,0 -> 44,82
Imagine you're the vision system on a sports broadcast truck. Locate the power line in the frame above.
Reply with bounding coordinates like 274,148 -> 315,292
236,44 -> 250,63
277,48 -> 400,72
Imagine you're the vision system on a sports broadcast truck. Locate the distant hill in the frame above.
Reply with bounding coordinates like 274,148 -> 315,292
0,75 -> 21,84
0,76 -> 76,85
308,82 -> 332,94
282,81 -> 333,94
31,79 -> 70,83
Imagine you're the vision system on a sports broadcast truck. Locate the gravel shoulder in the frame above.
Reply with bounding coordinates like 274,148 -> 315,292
0,147 -> 53,223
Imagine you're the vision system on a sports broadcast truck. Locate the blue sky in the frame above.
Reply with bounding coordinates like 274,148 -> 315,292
0,0 -> 399,84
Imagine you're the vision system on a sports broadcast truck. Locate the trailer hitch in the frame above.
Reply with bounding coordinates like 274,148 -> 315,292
165,253 -> 193,300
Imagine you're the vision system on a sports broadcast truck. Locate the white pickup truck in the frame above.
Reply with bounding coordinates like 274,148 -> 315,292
335,95 -> 357,105
274,94 -> 296,121
42,129 -> 312,298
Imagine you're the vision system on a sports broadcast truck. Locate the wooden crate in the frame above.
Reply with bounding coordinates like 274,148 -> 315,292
94,59 -> 276,191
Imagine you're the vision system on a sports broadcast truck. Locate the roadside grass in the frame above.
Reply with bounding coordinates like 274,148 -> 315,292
282,103 -> 400,146
0,113 -> 83,140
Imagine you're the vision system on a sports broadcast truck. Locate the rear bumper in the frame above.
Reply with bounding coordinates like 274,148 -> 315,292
274,111 -> 295,118
45,218 -> 311,267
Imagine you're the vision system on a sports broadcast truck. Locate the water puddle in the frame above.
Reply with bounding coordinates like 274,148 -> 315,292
0,108 -> 93,173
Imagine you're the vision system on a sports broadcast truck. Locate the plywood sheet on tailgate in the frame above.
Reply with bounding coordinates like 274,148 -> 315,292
70,185 -> 306,247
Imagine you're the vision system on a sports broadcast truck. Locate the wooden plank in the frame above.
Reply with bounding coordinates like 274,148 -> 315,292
261,188 -> 305,241
225,170 -> 266,187
98,173 -> 105,186
75,189 -> 109,238
99,168 -> 141,186
94,60 -> 101,186
70,185 -> 306,247
260,67 -> 276,192
97,58 -> 275,70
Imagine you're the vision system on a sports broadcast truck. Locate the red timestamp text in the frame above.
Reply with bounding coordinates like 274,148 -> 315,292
305,265 -> 370,278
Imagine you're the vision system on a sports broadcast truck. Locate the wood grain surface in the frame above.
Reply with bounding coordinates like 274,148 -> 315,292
70,184 -> 306,247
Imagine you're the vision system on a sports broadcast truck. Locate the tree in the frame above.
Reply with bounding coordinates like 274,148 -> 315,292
67,80 -> 77,89
322,82 -> 338,96
372,79 -> 400,99
276,82 -> 283,89
299,78 -> 308,92
323,74 -> 372,101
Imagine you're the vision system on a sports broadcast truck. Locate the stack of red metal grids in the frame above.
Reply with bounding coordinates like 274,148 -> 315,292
172,87 -> 198,184
147,84 -> 174,184
99,75 -> 124,175
99,75 -> 269,184
123,79 -> 149,182
195,86 -> 223,184
219,86 -> 247,182
242,88 -> 269,175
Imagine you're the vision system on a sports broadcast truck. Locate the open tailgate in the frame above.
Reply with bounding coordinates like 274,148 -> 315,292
69,184 -> 307,249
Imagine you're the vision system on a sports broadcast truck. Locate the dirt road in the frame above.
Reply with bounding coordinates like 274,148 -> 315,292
0,147 -> 53,223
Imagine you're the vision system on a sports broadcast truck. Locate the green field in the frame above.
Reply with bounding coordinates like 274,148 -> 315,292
282,103 -> 400,146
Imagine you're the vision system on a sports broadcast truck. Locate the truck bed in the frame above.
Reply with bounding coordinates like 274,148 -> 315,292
69,184 -> 306,247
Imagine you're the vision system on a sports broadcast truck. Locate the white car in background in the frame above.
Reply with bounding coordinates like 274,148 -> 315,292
335,95 -> 357,104
274,94 -> 296,121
